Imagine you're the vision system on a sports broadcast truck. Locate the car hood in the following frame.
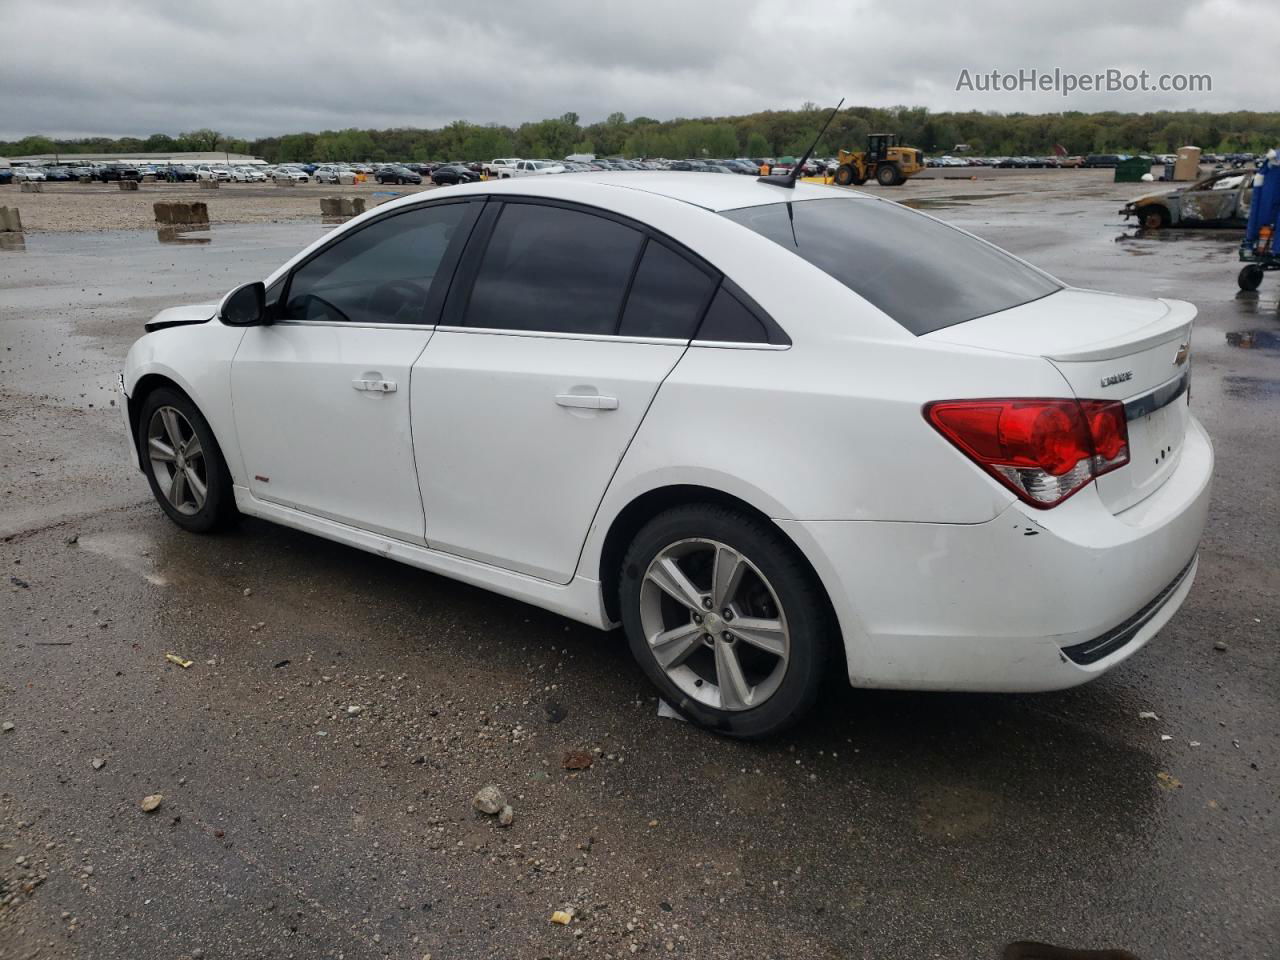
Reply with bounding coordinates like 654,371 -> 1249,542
144,303 -> 217,333
1127,187 -> 1180,206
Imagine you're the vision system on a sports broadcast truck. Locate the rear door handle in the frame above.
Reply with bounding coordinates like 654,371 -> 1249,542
352,378 -> 397,393
555,394 -> 618,410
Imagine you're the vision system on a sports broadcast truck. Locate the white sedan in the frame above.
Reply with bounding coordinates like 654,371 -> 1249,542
120,173 -> 1212,737
270,167 -> 309,183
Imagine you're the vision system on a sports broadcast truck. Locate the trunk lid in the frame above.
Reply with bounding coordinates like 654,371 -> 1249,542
926,288 -> 1194,513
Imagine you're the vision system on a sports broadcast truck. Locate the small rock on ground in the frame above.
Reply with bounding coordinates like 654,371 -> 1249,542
473,785 -> 506,815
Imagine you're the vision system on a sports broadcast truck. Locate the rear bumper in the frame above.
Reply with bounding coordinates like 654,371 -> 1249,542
781,414 -> 1213,692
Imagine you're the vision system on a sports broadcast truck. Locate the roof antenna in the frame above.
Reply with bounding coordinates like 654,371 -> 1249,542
758,98 -> 844,189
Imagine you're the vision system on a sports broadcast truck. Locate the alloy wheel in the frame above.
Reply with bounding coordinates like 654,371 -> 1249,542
639,538 -> 790,711
147,406 -> 208,516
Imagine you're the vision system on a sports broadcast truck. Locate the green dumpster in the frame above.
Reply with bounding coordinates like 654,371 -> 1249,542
1114,156 -> 1152,182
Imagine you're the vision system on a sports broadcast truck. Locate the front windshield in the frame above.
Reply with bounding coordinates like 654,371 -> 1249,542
722,197 -> 1061,335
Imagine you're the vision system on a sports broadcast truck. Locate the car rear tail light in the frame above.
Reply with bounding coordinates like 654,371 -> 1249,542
925,398 -> 1130,508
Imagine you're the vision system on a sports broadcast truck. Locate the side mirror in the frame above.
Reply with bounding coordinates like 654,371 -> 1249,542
219,281 -> 267,326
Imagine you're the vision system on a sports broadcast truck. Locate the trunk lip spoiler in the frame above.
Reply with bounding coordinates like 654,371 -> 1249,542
1044,297 -> 1195,363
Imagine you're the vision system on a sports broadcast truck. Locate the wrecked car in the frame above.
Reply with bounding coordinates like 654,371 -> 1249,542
1121,168 -> 1255,229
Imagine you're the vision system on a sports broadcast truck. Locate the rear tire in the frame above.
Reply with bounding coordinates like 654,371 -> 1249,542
138,387 -> 237,533
619,504 -> 833,739
1238,264 -> 1265,291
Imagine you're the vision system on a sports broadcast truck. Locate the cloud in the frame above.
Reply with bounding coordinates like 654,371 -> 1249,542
0,0 -> 1270,140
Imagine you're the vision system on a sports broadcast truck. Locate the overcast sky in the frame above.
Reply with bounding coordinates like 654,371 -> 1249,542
1,0 -> 1270,140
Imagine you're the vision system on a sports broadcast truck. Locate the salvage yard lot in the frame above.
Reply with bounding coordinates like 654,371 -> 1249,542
8,167 -> 1134,233
1,172 -> 1277,959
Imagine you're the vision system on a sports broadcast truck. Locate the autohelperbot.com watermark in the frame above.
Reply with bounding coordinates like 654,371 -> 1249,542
955,67 -> 1212,97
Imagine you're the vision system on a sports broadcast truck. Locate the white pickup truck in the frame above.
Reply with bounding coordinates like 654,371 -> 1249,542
498,159 -> 566,179
482,158 -> 521,177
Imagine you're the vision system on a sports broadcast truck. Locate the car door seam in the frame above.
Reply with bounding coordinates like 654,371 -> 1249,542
406,329 -> 437,542
566,341 -> 693,589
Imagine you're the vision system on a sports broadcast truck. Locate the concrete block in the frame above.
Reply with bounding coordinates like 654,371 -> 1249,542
320,197 -> 367,218
274,179 -> 297,187
142,174 -> 156,183
198,179 -> 220,190
118,179 -> 139,191
78,176 -> 93,184
153,201 -> 209,226
338,172 -> 357,185
0,206 -> 22,232
20,182 -> 43,193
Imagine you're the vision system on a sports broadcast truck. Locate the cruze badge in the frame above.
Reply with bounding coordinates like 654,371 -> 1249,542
1174,342 -> 1190,365
1100,371 -> 1133,388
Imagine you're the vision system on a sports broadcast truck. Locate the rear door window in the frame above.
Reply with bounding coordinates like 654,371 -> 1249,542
722,198 -> 1060,335
462,202 -> 643,336
618,240 -> 717,339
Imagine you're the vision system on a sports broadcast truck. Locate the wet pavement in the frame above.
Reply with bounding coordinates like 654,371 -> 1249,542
1,192 -> 1277,960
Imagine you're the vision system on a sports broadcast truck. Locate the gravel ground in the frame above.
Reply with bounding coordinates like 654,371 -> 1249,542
1,173 -> 1276,960
0,180 -> 437,233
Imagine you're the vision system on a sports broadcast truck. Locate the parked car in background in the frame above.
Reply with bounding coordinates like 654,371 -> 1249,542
500,160 -> 565,178
1083,154 -> 1125,168
375,164 -> 423,185
42,166 -> 73,182
0,168 -> 14,185
165,165 -> 198,182
484,158 -> 521,177
195,166 -> 232,182
14,167 -> 48,182
1121,168 -> 1256,229
97,164 -> 141,182
430,164 -> 480,185
271,166 -> 309,183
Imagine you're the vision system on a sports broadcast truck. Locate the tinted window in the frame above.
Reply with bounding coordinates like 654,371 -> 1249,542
618,241 -> 717,339
697,286 -> 769,343
722,198 -> 1060,335
465,203 -> 643,335
284,203 -> 471,325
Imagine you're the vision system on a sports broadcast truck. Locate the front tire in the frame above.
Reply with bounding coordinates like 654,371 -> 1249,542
1137,205 -> 1170,230
139,388 -> 237,533
619,504 -> 833,738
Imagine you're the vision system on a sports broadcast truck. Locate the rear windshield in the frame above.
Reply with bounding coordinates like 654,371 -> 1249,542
722,198 -> 1060,335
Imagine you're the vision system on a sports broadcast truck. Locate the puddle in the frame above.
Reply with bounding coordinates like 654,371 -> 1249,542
902,198 -> 971,210
1221,375 -> 1280,399
1226,330 -> 1280,351
1115,228 -> 1242,244
76,530 -> 168,585
902,191 -> 1019,211
156,227 -> 212,245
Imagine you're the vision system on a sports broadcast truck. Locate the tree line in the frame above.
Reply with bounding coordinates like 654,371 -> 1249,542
5,106 -> 1278,163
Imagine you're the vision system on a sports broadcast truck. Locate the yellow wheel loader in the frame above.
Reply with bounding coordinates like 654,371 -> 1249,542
832,133 -> 924,187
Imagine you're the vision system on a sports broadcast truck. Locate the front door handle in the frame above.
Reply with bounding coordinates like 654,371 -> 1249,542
352,378 -> 397,393
555,394 -> 618,410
